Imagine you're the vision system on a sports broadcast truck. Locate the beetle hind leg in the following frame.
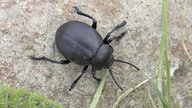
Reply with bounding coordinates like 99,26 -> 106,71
30,56 -> 70,64
74,6 -> 97,29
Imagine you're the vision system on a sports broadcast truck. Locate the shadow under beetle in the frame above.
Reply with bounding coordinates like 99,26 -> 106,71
31,6 -> 139,91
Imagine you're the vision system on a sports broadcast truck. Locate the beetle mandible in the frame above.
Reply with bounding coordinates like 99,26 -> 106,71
31,6 -> 139,91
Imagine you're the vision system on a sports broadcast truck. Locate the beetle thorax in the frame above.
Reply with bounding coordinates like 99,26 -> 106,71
91,44 -> 114,70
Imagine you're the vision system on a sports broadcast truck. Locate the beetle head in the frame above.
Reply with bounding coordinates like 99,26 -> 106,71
91,44 -> 140,91
91,44 -> 114,70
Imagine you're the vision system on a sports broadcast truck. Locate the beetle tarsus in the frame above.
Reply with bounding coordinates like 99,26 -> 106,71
109,68 -> 123,90
69,66 -> 88,91
113,59 -> 140,71
103,21 -> 127,44
60,60 -> 71,64
73,6 -> 80,12
91,68 -> 101,82
109,21 -> 127,35
73,6 -> 97,29
114,31 -> 127,41
30,56 -> 70,64
107,31 -> 127,44
93,76 -> 101,82
120,21 -> 127,26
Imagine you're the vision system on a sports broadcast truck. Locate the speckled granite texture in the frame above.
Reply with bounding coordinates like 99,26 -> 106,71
0,0 -> 192,108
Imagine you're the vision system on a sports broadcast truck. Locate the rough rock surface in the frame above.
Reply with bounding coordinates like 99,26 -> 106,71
0,0 -> 192,108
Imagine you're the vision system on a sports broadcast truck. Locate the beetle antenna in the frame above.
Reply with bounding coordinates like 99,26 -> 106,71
113,59 -> 140,71
109,68 -> 123,90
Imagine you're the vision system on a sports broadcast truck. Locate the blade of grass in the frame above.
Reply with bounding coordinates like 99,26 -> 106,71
157,26 -> 165,107
157,0 -> 172,107
128,76 -> 148,108
157,0 -> 169,104
112,75 -> 155,108
162,0 -> 172,107
0,85 -> 62,108
181,0 -> 192,63
90,69 -> 109,108
148,79 -> 168,108
119,76 -> 147,108
190,88 -> 192,96
176,100 -> 180,108
149,94 -> 157,108
164,51 -> 171,107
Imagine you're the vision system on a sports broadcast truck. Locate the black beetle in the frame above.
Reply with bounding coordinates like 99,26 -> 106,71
31,6 -> 139,91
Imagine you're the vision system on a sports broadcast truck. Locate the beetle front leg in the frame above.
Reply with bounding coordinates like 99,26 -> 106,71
30,56 -> 70,64
69,65 -> 88,91
103,21 -> 127,44
107,31 -> 127,44
109,68 -> 123,90
74,6 -> 97,29
91,68 -> 101,82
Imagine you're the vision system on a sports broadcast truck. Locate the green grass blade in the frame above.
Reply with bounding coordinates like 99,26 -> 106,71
148,79 -> 168,108
162,0 -> 172,107
189,88 -> 192,96
156,0 -> 172,107
90,69 -> 109,108
164,51 -> 171,107
176,100 -> 180,108
157,0 -> 168,104
0,85 -> 62,108
113,76 -> 154,108
157,27 -> 165,107
149,94 -> 157,108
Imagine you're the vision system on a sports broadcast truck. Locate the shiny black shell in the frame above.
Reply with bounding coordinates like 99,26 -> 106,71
55,21 -> 103,66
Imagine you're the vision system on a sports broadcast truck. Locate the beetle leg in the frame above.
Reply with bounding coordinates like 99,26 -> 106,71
30,56 -> 70,64
113,59 -> 140,71
103,21 -> 127,44
109,68 -> 123,90
91,68 -> 101,82
107,31 -> 127,44
69,65 -> 88,91
74,6 -> 97,29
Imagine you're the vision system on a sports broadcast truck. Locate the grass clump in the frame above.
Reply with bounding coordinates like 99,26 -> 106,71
0,85 -> 62,108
